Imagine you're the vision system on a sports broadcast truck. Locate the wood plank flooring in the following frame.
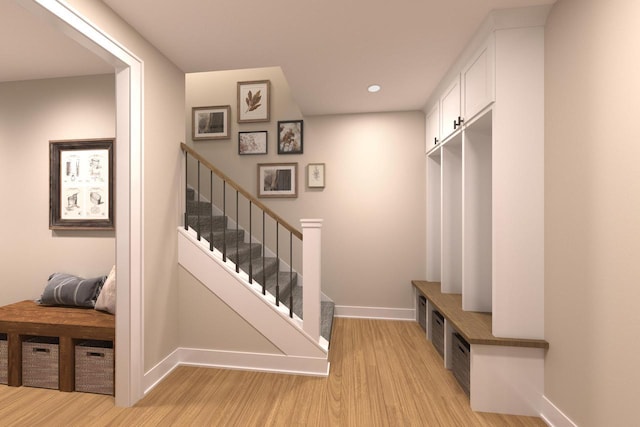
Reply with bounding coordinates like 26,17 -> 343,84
0,318 -> 546,426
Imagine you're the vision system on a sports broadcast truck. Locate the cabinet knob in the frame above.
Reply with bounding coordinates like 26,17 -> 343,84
453,119 -> 458,129
434,137 -> 438,145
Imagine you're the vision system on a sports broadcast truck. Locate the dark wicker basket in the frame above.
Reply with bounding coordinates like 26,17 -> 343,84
0,333 -> 7,385
431,310 -> 445,358
452,332 -> 470,396
75,340 -> 114,395
22,337 -> 59,389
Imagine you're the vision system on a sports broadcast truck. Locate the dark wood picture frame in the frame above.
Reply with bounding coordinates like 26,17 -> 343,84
49,138 -> 115,230
238,131 -> 268,155
277,120 -> 303,154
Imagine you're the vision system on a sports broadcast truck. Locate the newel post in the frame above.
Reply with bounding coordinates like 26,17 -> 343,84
301,219 -> 323,342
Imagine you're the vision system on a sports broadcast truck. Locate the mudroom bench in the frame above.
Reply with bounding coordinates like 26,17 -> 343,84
412,280 -> 548,415
0,300 -> 115,392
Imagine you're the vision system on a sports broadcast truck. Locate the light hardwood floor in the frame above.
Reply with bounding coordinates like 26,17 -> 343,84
0,318 -> 546,426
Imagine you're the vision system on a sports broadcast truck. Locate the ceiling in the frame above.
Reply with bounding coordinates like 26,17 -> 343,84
1,0 -> 555,116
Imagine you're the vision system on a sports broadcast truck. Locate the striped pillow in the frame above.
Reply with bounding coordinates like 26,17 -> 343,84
38,273 -> 106,308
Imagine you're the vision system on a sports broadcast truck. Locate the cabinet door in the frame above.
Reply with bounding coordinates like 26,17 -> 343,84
440,76 -> 461,141
463,35 -> 495,122
425,103 -> 440,152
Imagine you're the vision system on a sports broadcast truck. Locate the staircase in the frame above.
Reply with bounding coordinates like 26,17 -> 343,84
185,187 -> 335,342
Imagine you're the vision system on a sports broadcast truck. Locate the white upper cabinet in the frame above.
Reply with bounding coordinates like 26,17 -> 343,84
462,34 -> 495,122
425,103 -> 440,152
440,76 -> 461,141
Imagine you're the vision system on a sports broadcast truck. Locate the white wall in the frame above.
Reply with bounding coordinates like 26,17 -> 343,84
186,69 -> 426,314
0,74 -> 116,305
66,0 -> 186,371
545,0 -> 640,425
303,113 -> 426,309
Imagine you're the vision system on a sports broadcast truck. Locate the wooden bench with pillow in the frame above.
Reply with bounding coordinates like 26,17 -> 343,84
0,270 -> 115,392
0,300 -> 114,392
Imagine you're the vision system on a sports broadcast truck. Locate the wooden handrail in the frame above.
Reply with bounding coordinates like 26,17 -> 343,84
181,143 -> 303,240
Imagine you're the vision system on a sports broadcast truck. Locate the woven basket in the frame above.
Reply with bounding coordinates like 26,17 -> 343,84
452,333 -> 470,397
431,310 -> 445,358
75,340 -> 114,395
22,337 -> 59,389
0,333 -> 7,385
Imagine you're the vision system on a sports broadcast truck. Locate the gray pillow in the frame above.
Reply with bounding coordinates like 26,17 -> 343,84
38,273 -> 106,308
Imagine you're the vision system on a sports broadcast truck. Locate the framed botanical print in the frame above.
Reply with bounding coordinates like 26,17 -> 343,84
307,163 -> 325,188
237,80 -> 270,123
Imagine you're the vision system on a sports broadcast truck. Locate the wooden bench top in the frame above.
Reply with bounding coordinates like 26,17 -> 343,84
412,280 -> 548,349
0,300 -> 115,341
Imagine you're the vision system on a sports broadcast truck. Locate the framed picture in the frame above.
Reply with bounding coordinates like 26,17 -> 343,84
237,80 -> 270,123
49,138 -> 114,230
307,163 -> 325,188
192,105 -> 231,140
239,131 -> 268,155
277,120 -> 303,154
257,163 -> 298,198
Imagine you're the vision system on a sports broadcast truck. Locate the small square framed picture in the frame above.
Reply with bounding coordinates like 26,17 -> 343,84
239,131 -> 268,155
192,105 -> 231,140
277,120 -> 303,154
307,163 -> 325,188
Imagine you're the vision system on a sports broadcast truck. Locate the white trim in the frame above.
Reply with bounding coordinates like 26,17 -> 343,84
142,348 -> 181,395
143,348 -> 330,395
178,228 -> 328,356
335,305 -> 415,321
180,348 -> 330,376
26,0 -> 145,406
540,396 -> 578,427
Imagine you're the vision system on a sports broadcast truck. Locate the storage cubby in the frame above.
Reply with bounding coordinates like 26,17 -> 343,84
441,133 -> 462,294
462,111 -> 492,312
426,149 -> 441,282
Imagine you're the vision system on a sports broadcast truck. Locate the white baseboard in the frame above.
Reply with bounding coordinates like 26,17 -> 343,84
143,348 -> 181,395
540,396 -> 578,427
179,348 -> 329,376
143,347 -> 329,395
335,305 -> 415,321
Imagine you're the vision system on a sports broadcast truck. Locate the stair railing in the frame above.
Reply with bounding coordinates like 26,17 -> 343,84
181,143 -> 303,319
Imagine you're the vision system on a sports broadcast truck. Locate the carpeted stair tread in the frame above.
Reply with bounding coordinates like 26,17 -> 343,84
187,214 -> 227,229
186,200 -> 214,216
225,242 -> 262,265
289,285 -> 335,342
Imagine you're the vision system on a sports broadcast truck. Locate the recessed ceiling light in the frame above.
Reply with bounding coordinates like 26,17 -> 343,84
367,84 -> 381,93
